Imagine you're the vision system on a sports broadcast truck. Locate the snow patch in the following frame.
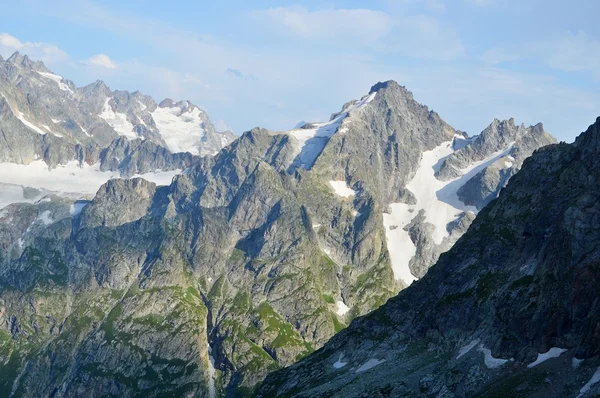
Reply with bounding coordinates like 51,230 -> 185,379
99,97 -> 137,139
15,110 -> 46,135
77,123 -> 92,137
132,169 -> 180,186
335,301 -> 350,316
36,71 -> 73,93
383,139 -> 515,282
527,347 -> 568,368
289,92 -> 376,170
457,340 -> 479,359
329,181 -> 356,198
356,358 -> 385,373
70,201 -> 88,217
333,354 -> 348,369
453,134 -> 473,150
478,347 -> 509,368
37,210 -> 53,225
573,358 -> 584,368
578,367 -> 600,398
151,105 -> 207,156
0,161 -> 181,199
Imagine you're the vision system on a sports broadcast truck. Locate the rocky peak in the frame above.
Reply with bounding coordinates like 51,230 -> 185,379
80,79 -> 112,98
4,51 -> 49,73
369,80 -> 412,98
574,116 -> 600,155
7,51 -> 30,67
79,177 -> 157,228
158,98 -> 175,108
436,118 -> 555,181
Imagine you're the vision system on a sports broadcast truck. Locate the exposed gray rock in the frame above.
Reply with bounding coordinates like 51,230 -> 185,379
436,119 -> 556,208
79,178 -> 156,228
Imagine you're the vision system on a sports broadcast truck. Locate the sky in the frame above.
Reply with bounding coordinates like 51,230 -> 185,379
1,0 -> 599,142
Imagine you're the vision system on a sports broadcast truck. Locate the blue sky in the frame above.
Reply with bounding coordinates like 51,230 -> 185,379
1,0 -> 599,141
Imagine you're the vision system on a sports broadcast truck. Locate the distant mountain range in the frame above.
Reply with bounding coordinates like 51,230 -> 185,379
0,51 -> 235,200
0,54 -> 563,397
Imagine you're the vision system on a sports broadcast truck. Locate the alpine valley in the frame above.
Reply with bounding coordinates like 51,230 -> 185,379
2,52 -> 589,397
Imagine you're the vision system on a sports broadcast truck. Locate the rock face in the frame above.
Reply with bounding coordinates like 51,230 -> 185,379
258,117 -> 600,398
0,77 -> 556,396
439,118 -> 556,210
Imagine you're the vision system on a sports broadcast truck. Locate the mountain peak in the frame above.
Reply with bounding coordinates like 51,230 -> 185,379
369,80 -> 414,101
6,51 -> 51,73
369,80 -> 399,93
7,51 -> 30,67
574,116 -> 600,154
159,98 -> 175,108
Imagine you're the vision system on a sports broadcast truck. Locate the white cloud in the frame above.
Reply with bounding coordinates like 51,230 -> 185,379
0,33 -> 68,64
542,31 -> 600,74
253,6 -> 464,61
258,6 -> 393,42
389,14 -> 464,60
84,53 -> 117,69
482,30 -> 600,79
215,119 -> 232,132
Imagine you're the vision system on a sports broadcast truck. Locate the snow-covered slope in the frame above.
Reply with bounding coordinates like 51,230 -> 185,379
383,138 -> 517,284
98,97 -> 138,139
151,102 -> 211,156
288,92 -> 376,170
0,161 -> 179,209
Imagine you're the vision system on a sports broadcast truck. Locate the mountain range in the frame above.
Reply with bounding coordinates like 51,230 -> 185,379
0,53 -> 574,397
0,51 -> 235,202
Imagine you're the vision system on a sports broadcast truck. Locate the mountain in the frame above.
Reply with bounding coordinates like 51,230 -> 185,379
0,52 -> 235,203
0,75 -> 554,396
258,118 -> 600,397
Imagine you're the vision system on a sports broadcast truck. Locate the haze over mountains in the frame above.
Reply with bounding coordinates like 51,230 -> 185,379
2,52 -> 597,398
0,51 -> 235,202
